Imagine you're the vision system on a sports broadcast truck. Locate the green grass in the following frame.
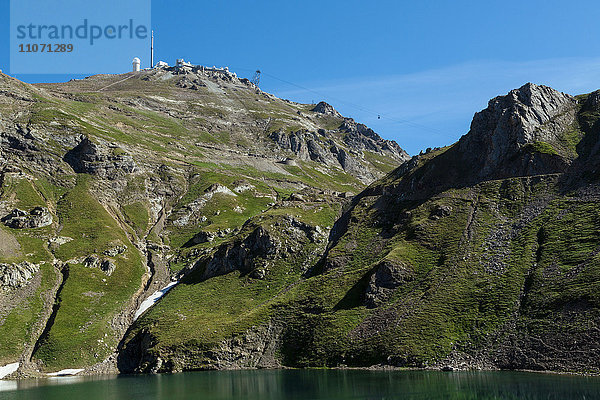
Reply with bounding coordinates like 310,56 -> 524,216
527,141 -> 559,155
54,175 -> 127,260
128,171 -> 600,371
122,202 -> 150,237
33,174 -> 145,370
34,255 -> 143,369
0,263 -> 58,364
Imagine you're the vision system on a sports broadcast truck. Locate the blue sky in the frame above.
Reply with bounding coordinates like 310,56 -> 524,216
1,0 -> 600,154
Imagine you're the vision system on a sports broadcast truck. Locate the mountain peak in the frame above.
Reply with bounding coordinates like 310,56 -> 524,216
379,83 -> 582,200
312,101 -> 343,118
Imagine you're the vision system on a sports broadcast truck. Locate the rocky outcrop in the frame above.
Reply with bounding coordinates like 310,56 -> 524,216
103,245 -> 127,257
312,101 -> 343,119
64,136 -> 136,179
429,204 -> 452,220
364,260 -> 414,308
184,215 -> 328,281
340,118 -> 409,162
2,207 -> 52,229
379,83 -> 580,201
457,83 -> 577,180
0,262 -> 39,289
118,322 -> 283,373
0,125 -> 62,174
188,228 -> 232,245
83,255 -> 116,276
269,129 -> 378,181
201,226 -> 280,279
269,123 -> 409,182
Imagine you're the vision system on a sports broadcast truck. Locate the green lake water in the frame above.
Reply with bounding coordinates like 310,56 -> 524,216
1,369 -> 599,399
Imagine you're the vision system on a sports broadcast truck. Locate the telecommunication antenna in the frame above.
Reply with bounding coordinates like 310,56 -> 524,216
150,30 -> 154,68
251,69 -> 261,87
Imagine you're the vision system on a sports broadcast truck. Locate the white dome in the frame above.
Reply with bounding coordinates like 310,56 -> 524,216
132,57 -> 141,63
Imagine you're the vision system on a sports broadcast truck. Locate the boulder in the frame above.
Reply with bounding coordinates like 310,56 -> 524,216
83,255 -> 116,276
0,261 -> 39,289
103,245 -> 127,257
2,207 -> 52,229
429,205 -> 452,220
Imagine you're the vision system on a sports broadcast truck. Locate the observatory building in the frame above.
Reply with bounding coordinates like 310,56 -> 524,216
132,57 -> 141,72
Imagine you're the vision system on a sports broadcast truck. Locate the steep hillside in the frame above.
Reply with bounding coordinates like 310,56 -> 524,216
120,83 -> 600,374
0,66 -> 407,376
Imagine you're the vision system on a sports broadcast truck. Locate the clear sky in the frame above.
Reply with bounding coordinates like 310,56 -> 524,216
2,0 -> 600,154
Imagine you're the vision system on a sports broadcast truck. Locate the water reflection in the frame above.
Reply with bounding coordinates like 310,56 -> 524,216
0,370 -> 599,399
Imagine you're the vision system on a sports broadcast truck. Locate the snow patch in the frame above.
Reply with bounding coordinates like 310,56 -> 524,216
0,363 -> 19,379
47,368 -> 84,376
134,281 -> 178,321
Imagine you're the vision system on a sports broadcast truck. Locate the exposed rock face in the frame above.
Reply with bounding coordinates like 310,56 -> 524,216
365,260 -> 414,308
195,215 -> 328,281
382,83 -> 579,201
201,226 -> 280,279
64,137 -> 136,179
312,101 -> 343,119
458,83 -> 577,180
119,322 -> 283,373
269,130 -> 326,163
0,262 -> 39,289
2,207 -> 52,229
267,108 -> 408,183
0,126 -> 62,174
269,129 -> 398,182
83,255 -> 116,276
340,118 -> 409,161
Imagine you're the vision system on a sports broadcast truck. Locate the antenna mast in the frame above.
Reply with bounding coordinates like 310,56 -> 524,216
150,30 -> 154,68
251,69 -> 261,88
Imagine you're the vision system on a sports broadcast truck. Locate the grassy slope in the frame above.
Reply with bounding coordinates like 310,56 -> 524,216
32,175 -> 145,369
131,201 -> 341,366
268,178 -> 600,369
0,177 -> 57,364
126,112 -> 600,372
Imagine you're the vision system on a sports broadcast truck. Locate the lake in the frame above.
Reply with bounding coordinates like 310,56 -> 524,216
1,369 -> 599,399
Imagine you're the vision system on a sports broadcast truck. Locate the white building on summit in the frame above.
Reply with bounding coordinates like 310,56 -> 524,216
132,57 -> 141,72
